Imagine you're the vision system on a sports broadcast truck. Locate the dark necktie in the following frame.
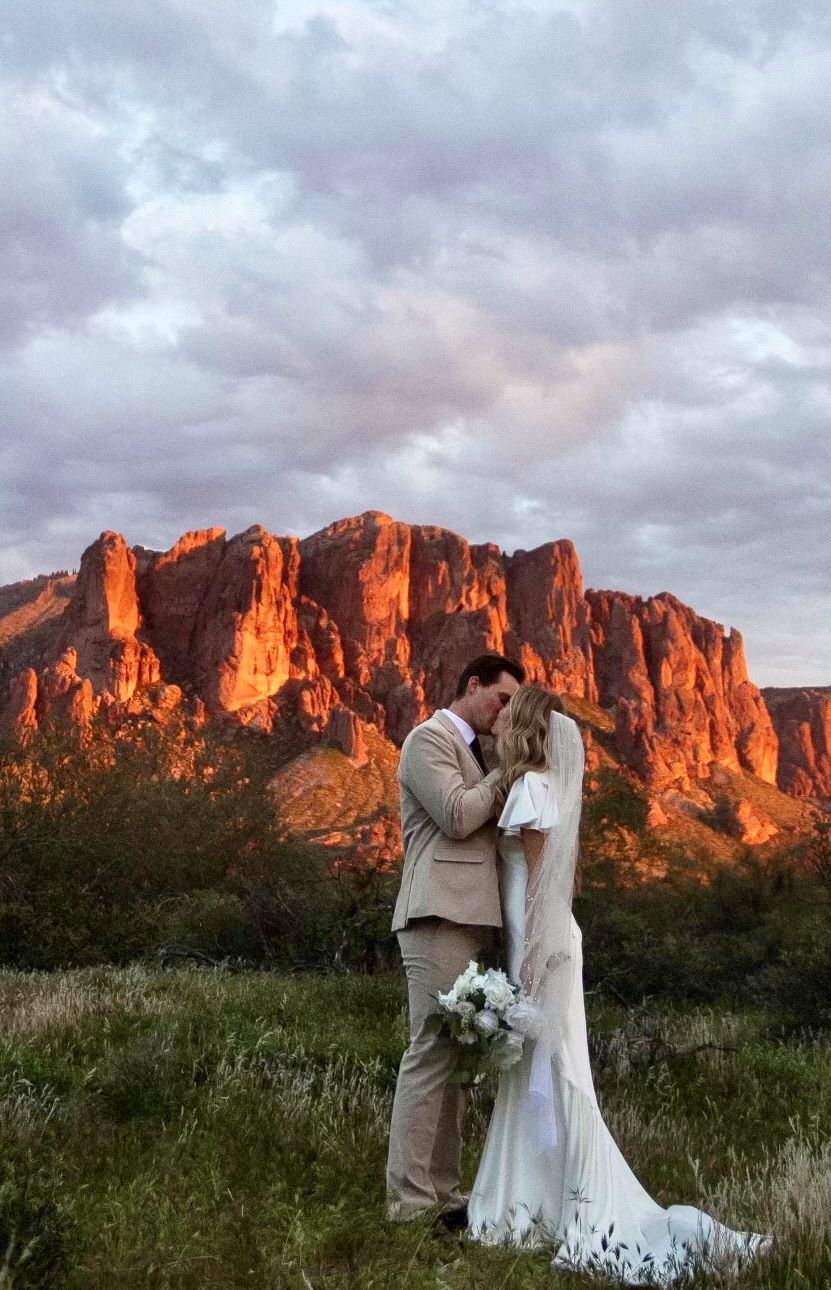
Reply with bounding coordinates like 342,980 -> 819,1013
469,735 -> 488,775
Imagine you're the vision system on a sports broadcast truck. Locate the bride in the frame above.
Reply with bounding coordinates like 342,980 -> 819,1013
467,685 -> 770,1284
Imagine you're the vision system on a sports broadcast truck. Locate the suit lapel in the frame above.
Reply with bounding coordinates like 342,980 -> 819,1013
433,710 -> 486,779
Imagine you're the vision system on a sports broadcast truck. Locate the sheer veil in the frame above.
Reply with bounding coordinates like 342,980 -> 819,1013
523,709 -> 585,1153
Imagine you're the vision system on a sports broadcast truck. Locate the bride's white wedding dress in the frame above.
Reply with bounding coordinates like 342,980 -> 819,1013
468,764 -> 769,1285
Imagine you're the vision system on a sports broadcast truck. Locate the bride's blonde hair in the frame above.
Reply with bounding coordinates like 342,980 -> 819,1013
497,684 -> 564,805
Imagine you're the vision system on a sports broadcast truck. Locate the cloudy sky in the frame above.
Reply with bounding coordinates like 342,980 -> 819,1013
1,0 -> 829,686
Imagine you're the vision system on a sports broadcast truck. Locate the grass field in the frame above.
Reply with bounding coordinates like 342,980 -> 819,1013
1,966 -> 830,1288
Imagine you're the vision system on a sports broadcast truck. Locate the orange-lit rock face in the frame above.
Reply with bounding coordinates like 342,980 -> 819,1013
294,597 -> 345,683
408,527 -> 508,719
3,667 -> 39,742
0,511 -> 795,802
37,649 -> 95,728
135,529 -> 226,682
300,512 -> 412,680
722,798 -> 779,845
56,531 -> 160,703
763,688 -> 831,799
0,574 -> 76,673
587,590 -> 778,790
324,704 -> 368,766
506,541 -> 595,701
191,526 -> 301,714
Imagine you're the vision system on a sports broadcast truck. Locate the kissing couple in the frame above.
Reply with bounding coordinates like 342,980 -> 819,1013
385,653 -> 769,1285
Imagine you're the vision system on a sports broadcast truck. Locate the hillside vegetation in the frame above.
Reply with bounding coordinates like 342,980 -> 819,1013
2,722 -> 830,1029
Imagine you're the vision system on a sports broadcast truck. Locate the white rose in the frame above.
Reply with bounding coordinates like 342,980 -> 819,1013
456,962 -> 481,998
438,987 -> 458,1010
490,1029 -> 525,1070
473,1009 -> 500,1038
505,999 -> 543,1039
483,967 -> 513,989
487,980 -> 513,1011
483,970 -> 517,1014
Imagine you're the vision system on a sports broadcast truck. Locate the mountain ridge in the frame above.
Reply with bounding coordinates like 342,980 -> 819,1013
0,514 -> 827,848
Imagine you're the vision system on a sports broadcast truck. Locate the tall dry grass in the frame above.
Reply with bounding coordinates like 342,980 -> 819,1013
0,968 -> 829,1288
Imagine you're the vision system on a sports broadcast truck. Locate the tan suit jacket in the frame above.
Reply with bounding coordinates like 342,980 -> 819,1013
391,711 -> 502,932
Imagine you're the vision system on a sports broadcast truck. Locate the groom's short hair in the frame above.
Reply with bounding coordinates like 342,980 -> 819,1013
454,653 -> 525,698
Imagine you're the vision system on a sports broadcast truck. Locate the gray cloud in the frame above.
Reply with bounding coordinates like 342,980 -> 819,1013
0,88 -> 140,345
1,0 -> 829,686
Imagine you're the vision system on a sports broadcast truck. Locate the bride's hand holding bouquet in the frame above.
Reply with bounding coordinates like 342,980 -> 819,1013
426,960 -> 541,1084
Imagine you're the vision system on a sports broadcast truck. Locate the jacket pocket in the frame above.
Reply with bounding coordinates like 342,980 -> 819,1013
433,838 -> 487,864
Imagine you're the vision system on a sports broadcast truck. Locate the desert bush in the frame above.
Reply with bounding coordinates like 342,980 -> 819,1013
569,772 -> 831,1016
225,839 -> 399,972
576,851 -> 831,1018
325,860 -> 399,971
582,766 -> 650,837
152,890 -> 264,961
0,722 -> 346,970
795,813 -> 831,890
578,767 -> 652,886
749,910 -> 831,1030
0,720 -> 400,973
2,722 -> 827,999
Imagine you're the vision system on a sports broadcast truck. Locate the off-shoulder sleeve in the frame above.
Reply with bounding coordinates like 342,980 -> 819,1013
498,771 -> 558,834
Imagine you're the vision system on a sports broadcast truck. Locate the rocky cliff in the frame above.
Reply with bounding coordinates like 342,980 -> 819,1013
585,589 -> 778,790
763,687 -> 831,801
0,572 -> 76,671
1,511 -> 790,810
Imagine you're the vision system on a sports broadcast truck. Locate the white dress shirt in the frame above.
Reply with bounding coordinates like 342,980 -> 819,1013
440,708 -> 476,746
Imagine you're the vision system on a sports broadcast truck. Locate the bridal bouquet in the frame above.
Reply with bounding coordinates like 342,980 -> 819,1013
427,961 -> 542,1084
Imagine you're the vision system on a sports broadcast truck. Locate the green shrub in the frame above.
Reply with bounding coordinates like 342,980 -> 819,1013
151,890 -> 263,961
0,723 -> 321,970
576,858 -> 830,1015
2,721 -> 827,1009
582,767 -> 650,836
749,911 -> 831,1030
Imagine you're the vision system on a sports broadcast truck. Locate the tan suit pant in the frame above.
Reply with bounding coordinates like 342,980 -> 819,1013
386,919 -> 494,1221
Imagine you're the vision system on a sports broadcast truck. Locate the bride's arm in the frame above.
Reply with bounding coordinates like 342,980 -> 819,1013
520,827 -> 545,879
518,829 -> 544,990
518,828 -> 550,990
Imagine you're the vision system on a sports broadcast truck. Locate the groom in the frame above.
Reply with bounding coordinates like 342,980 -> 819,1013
386,652 -> 524,1227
